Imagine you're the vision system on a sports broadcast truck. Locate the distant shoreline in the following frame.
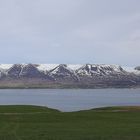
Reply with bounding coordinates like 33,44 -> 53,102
0,84 -> 140,89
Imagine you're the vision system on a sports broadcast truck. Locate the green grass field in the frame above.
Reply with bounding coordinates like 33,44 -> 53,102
0,105 -> 140,140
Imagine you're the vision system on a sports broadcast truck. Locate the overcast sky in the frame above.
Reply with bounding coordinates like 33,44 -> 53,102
0,0 -> 140,66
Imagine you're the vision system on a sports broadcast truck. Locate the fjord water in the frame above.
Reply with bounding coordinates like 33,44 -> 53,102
0,89 -> 140,112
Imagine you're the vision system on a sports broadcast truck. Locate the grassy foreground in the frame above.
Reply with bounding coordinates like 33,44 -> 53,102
0,106 -> 140,140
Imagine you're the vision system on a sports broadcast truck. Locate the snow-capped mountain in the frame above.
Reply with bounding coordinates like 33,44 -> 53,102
76,64 -> 125,76
0,63 -> 140,88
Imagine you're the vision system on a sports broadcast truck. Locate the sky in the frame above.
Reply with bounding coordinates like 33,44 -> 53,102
0,0 -> 140,66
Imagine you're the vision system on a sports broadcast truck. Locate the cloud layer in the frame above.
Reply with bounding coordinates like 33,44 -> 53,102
0,0 -> 140,66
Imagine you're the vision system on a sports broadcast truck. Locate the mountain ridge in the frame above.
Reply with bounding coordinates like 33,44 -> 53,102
0,63 -> 140,88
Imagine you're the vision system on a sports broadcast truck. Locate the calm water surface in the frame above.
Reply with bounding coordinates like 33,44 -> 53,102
0,89 -> 140,112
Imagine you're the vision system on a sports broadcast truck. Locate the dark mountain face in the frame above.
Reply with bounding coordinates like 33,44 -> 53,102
19,64 -> 44,78
5,64 -> 45,79
0,71 -> 5,79
7,64 -> 22,78
0,63 -> 140,88
135,66 -> 140,71
49,64 -> 78,81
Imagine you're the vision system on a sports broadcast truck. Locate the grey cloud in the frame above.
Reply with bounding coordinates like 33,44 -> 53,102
0,0 -> 140,66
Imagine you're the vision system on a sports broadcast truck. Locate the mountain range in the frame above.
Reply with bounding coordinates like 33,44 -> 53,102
0,64 -> 140,88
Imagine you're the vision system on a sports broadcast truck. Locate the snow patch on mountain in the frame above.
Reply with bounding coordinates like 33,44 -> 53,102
123,66 -> 140,75
67,64 -> 83,70
37,64 -> 59,72
0,64 -> 13,70
37,64 -> 83,72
